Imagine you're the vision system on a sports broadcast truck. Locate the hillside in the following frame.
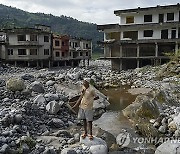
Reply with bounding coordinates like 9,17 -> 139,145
0,4 -> 103,52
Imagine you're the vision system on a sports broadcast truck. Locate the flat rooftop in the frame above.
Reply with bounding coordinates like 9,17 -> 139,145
114,3 -> 180,15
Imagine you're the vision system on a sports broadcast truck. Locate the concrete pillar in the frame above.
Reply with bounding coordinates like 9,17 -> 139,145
120,45 -> 122,58
48,60 -> 51,68
36,61 -> 39,67
137,44 -> 139,57
137,59 -> 140,68
87,59 -> 90,66
65,61 -> 67,67
155,43 -> 158,57
71,60 -> 74,67
58,61 -> 60,67
15,61 -> 17,67
120,59 -> 122,70
175,42 -> 179,54
110,46 -> 112,57
27,61 -> 30,67
41,61 -> 43,68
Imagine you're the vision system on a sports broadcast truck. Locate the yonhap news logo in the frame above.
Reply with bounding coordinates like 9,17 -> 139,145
116,132 -> 180,147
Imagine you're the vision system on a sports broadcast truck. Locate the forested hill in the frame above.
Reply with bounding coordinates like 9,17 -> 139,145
0,4 -> 103,51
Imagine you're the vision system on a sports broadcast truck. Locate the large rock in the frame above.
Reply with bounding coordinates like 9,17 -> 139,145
49,118 -> 64,128
29,81 -> 45,93
6,78 -> 25,92
123,94 -> 160,119
80,136 -> 108,154
44,93 -> 59,102
46,101 -> 63,114
61,148 -> 77,154
34,94 -> 46,105
155,140 -> 180,154
173,113 -> 180,129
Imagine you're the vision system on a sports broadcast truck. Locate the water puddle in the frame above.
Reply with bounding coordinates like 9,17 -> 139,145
93,86 -> 144,148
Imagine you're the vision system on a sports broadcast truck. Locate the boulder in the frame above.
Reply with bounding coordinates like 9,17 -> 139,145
173,113 -> 180,129
33,94 -> 46,105
61,148 -> 77,154
168,121 -> 177,133
155,140 -> 180,154
29,81 -> 45,93
80,136 -> 108,154
123,94 -> 159,120
44,93 -> 59,102
46,101 -> 62,114
0,79 -> 6,87
21,74 -> 35,80
46,80 -> 55,86
49,118 -> 64,128
6,78 -> 25,92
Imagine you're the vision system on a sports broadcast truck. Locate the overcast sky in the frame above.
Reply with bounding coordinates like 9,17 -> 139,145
0,0 -> 179,24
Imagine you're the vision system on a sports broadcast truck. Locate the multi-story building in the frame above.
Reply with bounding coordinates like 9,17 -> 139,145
69,37 -> 92,66
97,4 -> 180,70
0,25 -> 52,67
0,24 -> 92,68
52,34 -> 69,66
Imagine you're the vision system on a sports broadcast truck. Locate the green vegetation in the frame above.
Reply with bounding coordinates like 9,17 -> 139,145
18,137 -> 36,154
0,4 -> 103,52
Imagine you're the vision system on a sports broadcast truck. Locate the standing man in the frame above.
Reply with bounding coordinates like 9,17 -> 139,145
72,78 -> 99,140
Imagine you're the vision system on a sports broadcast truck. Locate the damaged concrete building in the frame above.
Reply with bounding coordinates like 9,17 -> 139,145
69,37 -> 92,66
52,34 -> 70,67
0,25 -> 92,68
0,25 -> 52,67
97,4 -> 180,70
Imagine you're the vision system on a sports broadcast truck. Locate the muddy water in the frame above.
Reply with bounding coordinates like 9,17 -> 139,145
94,86 -> 137,136
93,86 -> 146,149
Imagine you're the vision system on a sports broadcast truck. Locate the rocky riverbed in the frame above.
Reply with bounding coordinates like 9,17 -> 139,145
0,56 -> 180,154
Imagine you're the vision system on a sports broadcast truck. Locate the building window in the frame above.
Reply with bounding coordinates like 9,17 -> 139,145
86,52 -> 88,56
62,52 -> 65,57
44,36 -> 49,42
56,52 -> 60,57
171,29 -> 176,39
126,16 -> 134,24
144,15 -> 152,22
80,52 -> 83,56
44,49 -> 49,55
144,30 -> 153,37
167,13 -> 174,21
8,49 -> 13,55
69,52 -> 71,56
161,29 -> 168,39
30,35 -> 37,41
18,49 -> 26,55
55,40 -> 60,46
17,35 -> 26,41
30,49 -> 38,55
159,14 -> 164,23
62,41 -> 65,46
86,44 -> 89,49
75,42 -> 78,47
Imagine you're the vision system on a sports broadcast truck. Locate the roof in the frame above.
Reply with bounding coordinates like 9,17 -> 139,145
114,3 -> 180,15
3,27 -> 51,34
97,21 -> 180,31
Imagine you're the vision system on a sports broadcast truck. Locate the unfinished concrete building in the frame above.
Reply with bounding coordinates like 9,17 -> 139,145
97,4 -> 180,70
69,37 -> 92,66
0,25 -> 52,67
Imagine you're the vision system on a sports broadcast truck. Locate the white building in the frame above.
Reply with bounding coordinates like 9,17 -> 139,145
0,25 -> 52,67
98,4 -> 180,70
